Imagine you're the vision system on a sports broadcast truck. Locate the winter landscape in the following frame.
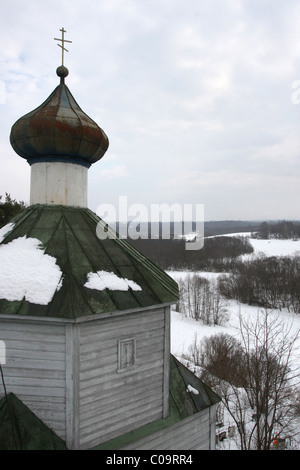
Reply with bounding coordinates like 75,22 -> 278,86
1,201 -> 300,450
168,233 -> 300,450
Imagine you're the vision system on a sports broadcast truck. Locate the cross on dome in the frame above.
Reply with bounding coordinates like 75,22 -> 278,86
54,27 -> 72,66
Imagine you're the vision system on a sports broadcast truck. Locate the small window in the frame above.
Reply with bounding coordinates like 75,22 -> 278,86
118,338 -> 136,372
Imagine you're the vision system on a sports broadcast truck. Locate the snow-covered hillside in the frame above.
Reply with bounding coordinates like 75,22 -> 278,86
241,235 -> 300,259
169,235 -> 300,355
167,235 -> 300,450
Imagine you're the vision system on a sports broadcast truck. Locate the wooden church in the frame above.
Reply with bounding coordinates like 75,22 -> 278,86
0,30 -> 220,450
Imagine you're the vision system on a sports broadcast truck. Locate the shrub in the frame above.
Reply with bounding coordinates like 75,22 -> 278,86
218,255 -> 300,313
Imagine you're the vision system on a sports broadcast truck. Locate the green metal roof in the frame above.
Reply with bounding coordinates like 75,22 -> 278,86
0,392 -> 67,450
0,205 -> 178,319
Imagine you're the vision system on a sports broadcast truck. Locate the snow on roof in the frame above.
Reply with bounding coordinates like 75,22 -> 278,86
186,384 -> 199,395
0,223 -> 15,243
84,270 -> 142,292
0,236 -> 63,305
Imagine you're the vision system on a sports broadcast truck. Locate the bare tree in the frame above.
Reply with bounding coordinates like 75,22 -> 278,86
177,274 -> 228,326
233,309 -> 300,450
186,309 -> 300,450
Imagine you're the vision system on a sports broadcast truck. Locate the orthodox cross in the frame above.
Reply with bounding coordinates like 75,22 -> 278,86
54,27 -> 72,66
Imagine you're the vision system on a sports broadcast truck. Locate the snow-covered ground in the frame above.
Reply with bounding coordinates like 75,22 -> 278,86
243,236 -> 300,259
167,235 -> 300,450
169,235 -> 300,356
210,232 -> 300,258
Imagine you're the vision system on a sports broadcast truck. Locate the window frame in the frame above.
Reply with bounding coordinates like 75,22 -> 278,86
117,337 -> 136,373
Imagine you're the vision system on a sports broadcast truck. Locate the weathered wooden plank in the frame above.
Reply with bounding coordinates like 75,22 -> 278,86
79,323 -> 163,345
79,377 -> 163,407
80,372 -> 162,403
4,358 -> 65,372
80,376 -> 163,411
4,340 -> 66,354
79,320 -> 165,341
80,392 -> 163,431
79,404 -> 164,448
19,394 -> 66,405
79,389 -> 164,443
1,384 -> 65,398
0,320 -> 65,334
79,361 -> 164,392
78,309 -> 164,336
4,348 -> 65,361
79,346 -> 164,378
120,410 -> 211,450
79,336 -> 164,360
0,327 -> 66,343
80,394 -> 163,422
79,326 -> 165,354
65,322 -> 79,449
80,326 -> 166,344
3,375 -> 65,388
3,371 -> 65,386
80,334 -> 164,359
79,342 -> 164,371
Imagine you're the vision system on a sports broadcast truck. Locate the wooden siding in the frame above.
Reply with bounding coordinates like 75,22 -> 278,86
77,307 -> 169,449
0,319 -> 67,439
119,406 -> 217,450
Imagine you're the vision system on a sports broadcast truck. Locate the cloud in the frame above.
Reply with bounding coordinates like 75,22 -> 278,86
0,0 -> 300,220
98,165 -> 128,179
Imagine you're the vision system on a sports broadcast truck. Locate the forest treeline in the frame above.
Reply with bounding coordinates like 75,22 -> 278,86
253,220 -> 300,239
0,193 -> 26,228
218,255 -> 300,313
129,235 -> 254,271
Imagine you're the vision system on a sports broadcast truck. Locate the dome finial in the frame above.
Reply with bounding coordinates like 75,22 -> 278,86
54,27 -> 72,82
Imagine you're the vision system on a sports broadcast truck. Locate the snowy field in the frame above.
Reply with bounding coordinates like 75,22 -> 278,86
241,236 -> 300,259
169,235 -> 300,357
207,231 -> 300,258
167,235 -> 300,450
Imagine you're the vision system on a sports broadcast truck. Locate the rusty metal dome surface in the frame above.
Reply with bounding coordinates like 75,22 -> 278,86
10,72 -> 109,168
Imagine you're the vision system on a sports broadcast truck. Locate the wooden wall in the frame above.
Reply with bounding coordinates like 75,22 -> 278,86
0,306 -> 170,449
119,405 -> 218,450
0,318 -> 67,439
2,306 -> 213,450
0,307 -> 217,451
76,306 -> 170,449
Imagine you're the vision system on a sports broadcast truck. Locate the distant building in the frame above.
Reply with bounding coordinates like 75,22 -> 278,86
0,33 -> 220,450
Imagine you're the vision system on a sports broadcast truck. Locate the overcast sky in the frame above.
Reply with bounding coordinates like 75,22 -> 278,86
1,0 -> 300,222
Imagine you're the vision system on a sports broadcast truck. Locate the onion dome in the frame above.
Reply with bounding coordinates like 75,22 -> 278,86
10,66 -> 109,168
